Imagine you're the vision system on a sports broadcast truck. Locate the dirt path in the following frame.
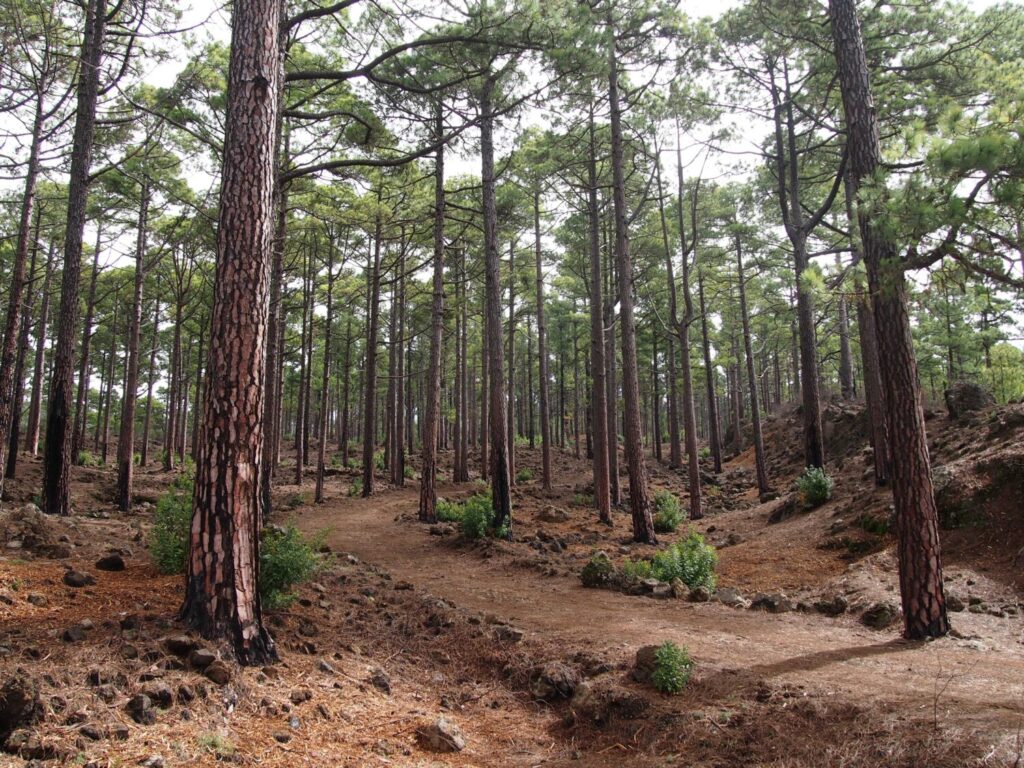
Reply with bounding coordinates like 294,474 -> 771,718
293,481 -> 1024,735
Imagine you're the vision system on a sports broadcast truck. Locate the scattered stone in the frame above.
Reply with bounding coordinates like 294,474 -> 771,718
108,723 -> 130,741
369,667 -> 391,695
715,588 -> 749,608
79,724 -> 102,741
766,495 -> 800,525
688,586 -> 712,603
162,636 -> 195,657
631,645 -> 659,686
946,593 -> 966,612
273,732 -> 291,744
203,661 -> 231,686
493,625 -> 525,644
189,648 -> 216,669
580,552 -> 614,588
290,689 -> 312,705
861,602 -> 899,630
0,673 -> 43,739
177,684 -> 195,704
62,570 -> 95,588
725,532 -> 744,546
62,626 -> 86,643
537,506 -> 570,523
142,683 -> 174,708
126,694 -> 156,725
95,554 -> 126,572
94,685 -> 117,703
416,717 -> 465,753
529,662 -> 580,701
25,593 -> 47,608
750,593 -> 795,613
139,756 -> 165,768
813,594 -> 848,617
650,583 -> 672,599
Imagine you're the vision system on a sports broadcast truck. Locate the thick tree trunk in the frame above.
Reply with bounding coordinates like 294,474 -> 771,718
536,190 -> 552,489
697,270 -> 723,474
294,251 -> 310,484
0,95 -> 45,499
43,0 -> 106,515
736,235 -> 770,497
182,0 -> 280,663
116,183 -> 150,511
845,172 -> 891,485
361,213 -> 383,497
6,223 -> 41,480
481,75 -> 511,533
608,29 -> 655,543
830,0 -> 948,639
315,252 -> 335,504
164,302 -> 183,471
586,112 -> 611,524
507,240 -> 516,484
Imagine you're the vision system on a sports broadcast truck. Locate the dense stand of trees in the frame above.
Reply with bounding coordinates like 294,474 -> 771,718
1,0 -> 1023,655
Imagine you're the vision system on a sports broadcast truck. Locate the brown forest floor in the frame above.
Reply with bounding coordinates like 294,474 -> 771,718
1,400 -> 1024,766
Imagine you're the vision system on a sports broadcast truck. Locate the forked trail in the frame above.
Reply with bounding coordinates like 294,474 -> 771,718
296,481 -> 1024,735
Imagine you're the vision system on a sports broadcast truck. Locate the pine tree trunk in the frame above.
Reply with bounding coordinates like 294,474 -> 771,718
481,75 -> 512,532
698,268 -> 722,475
315,251 -> 335,504
586,112 -> 611,524
361,213 -> 383,497
116,182 -> 150,511
6,222 -> 41,480
829,0 -> 948,639
507,240 -> 516,484
43,0 -> 106,515
25,242 -> 55,458
182,0 -> 281,663
736,235 -> 770,497
0,93 -> 45,498
608,27 -> 654,543
140,298 -> 160,467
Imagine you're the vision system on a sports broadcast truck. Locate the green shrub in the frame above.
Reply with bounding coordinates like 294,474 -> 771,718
77,450 -> 100,467
348,477 -> 363,497
620,558 -> 653,582
436,499 -> 462,523
572,492 -> 594,508
374,450 -> 386,471
458,494 -> 496,540
698,446 -> 711,460
149,485 -> 193,574
404,465 -> 415,479
651,641 -> 693,694
515,467 -> 534,483
650,533 -> 717,589
796,466 -> 834,508
653,491 -> 682,533
260,525 -> 324,609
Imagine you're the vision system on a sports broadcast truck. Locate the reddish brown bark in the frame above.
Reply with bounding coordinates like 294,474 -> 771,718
181,0 -> 281,664
829,0 -> 948,640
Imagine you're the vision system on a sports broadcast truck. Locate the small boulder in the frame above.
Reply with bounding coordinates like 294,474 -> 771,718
688,586 -> 712,603
95,554 -> 126,572
715,587 -> 749,608
62,625 -> 86,643
944,380 -> 994,420
529,662 -> 580,701
416,717 -> 465,753
493,625 -> 524,644
188,648 -> 216,669
369,667 -> 391,695
767,495 -> 801,524
861,602 -> 899,630
62,570 -> 95,588
0,673 -> 43,740
162,636 -> 195,657
813,594 -> 848,617
751,593 -> 795,613
537,506 -> 570,523
946,593 -> 966,612
631,645 -> 659,686
203,661 -> 231,686
126,694 -> 155,725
